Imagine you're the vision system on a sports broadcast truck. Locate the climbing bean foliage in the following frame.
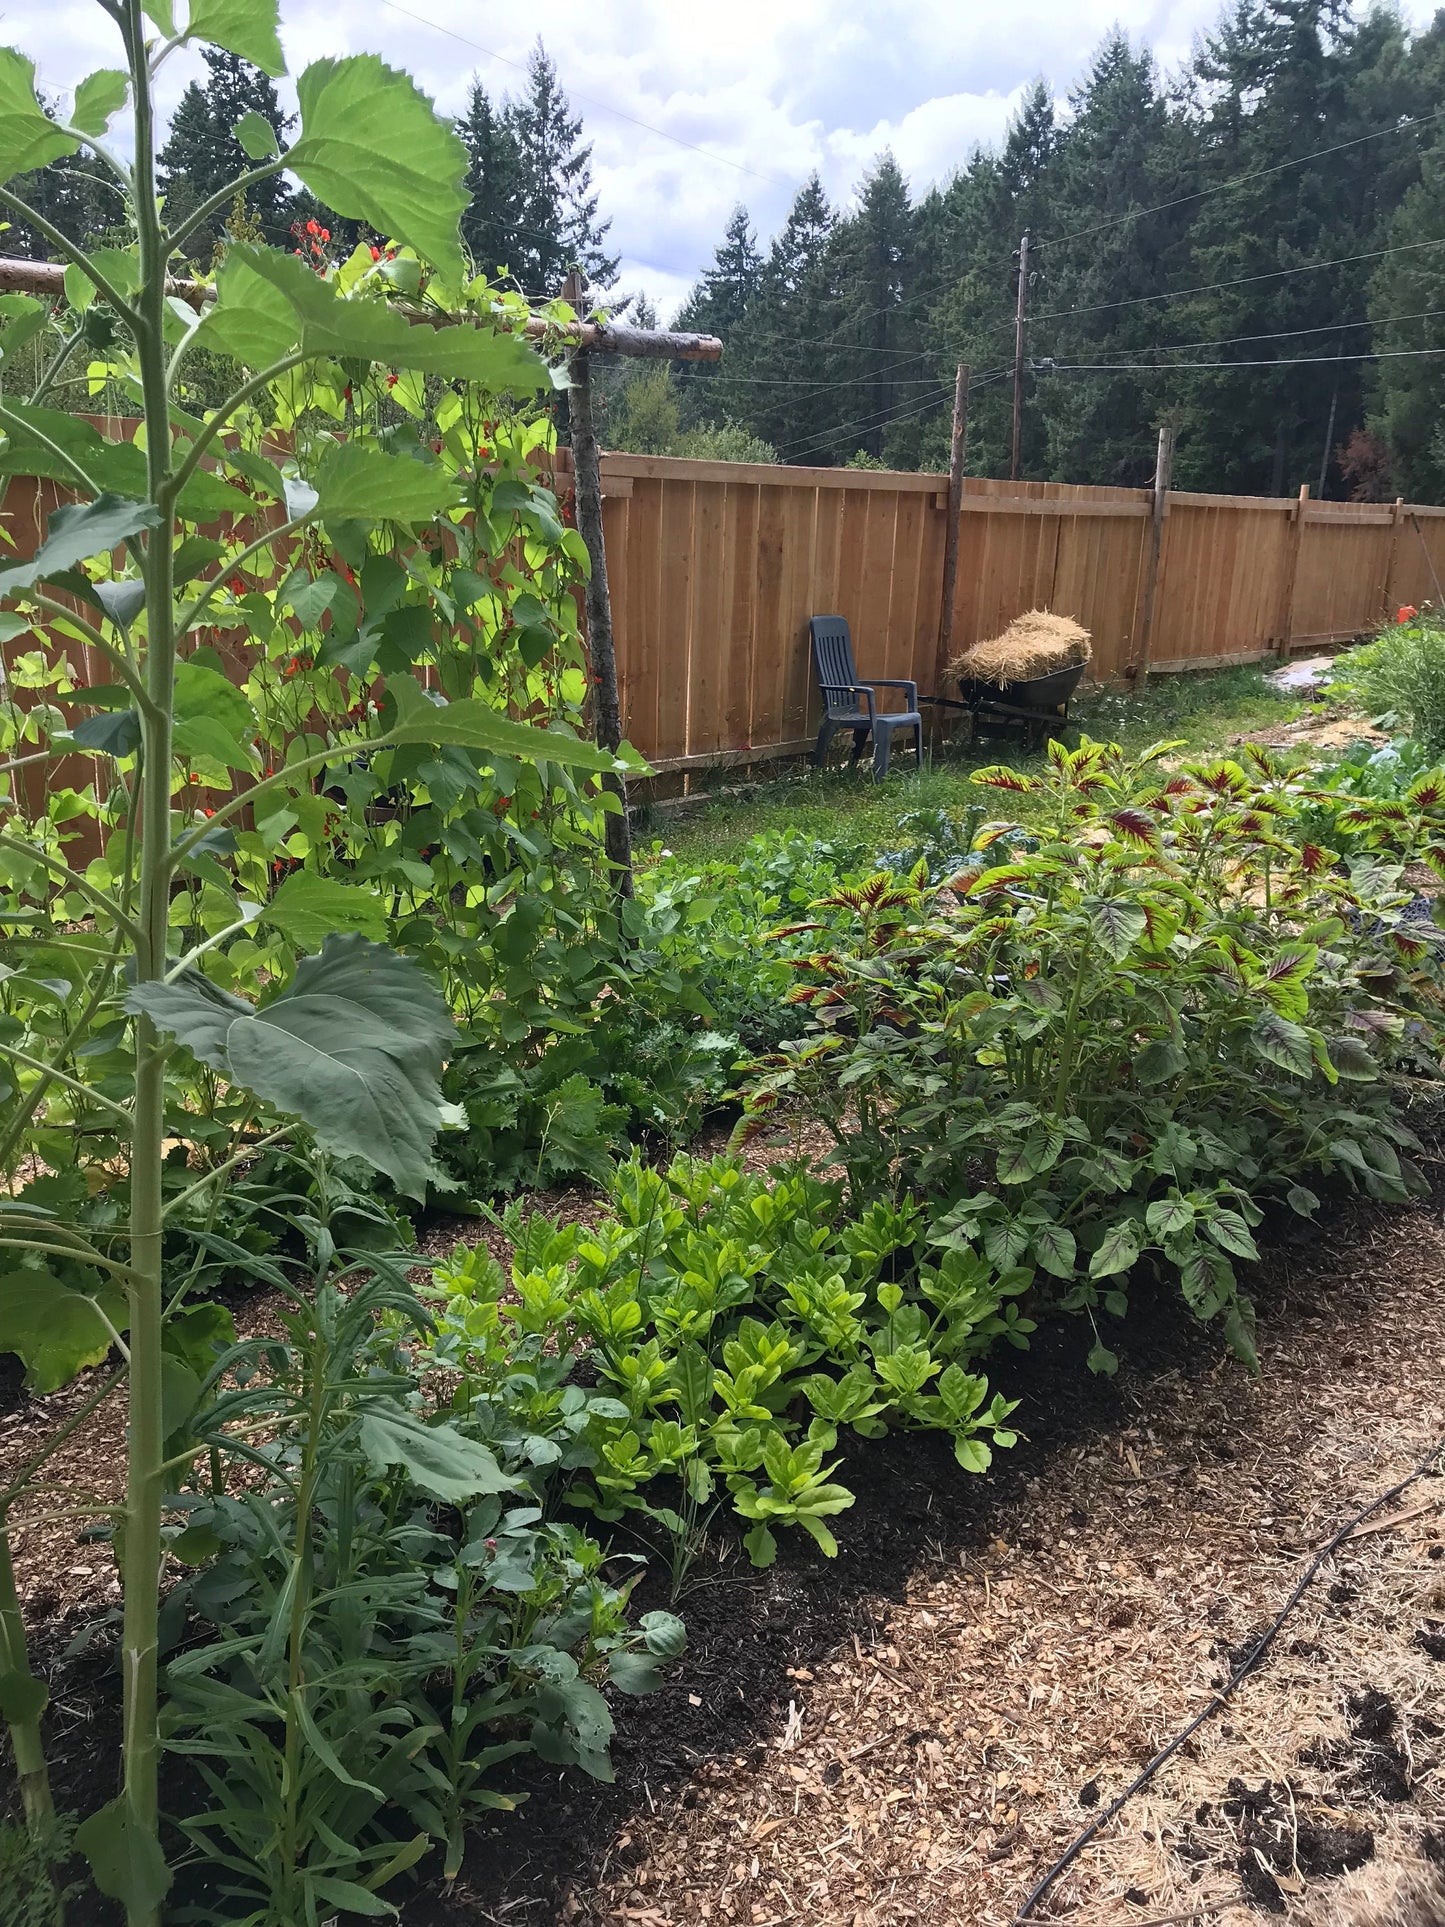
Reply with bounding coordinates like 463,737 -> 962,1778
740,738 -> 1445,1373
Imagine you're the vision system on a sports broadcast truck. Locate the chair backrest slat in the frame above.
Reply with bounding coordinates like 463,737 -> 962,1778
810,615 -> 857,714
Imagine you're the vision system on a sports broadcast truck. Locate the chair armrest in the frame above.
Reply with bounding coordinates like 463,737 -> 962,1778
820,683 -> 876,716
863,678 -> 919,705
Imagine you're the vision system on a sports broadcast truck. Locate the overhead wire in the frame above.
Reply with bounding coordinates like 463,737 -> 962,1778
1031,106 -> 1445,254
773,366 -> 1010,463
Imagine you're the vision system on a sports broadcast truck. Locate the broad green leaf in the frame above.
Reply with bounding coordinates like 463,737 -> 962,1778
172,658 -> 257,767
194,241 -> 297,367
742,1522 -> 777,1567
186,0 -> 285,76
71,70 -> 128,136
140,0 -> 178,31
75,1798 -> 172,1915
0,1269 -> 128,1391
1087,897 -> 1148,961
71,709 -> 140,758
288,56 -> 468,281
63,247 -> 140,313
0,408 -> 248,518
313,441 -> 460,526
1285,1183 -> 1320,1217
1031,1222 -> 1075,1278
640,1610 -> 687,1659
233,109 -> 280,159
1251,1009 -> 1315,1078
1088,1221 -> 1140,1279
292,1694 -> 381,1795
0,494 -> 158,594
1134,1038 -> 1184,1085
607,1651 -> 664,1695
1086,1341 -> 1119,1376
1144,1195 -> 1194,1238
358,1404 -> 517,1502
1204,1209 -> 1258,1261
0,52 -> 77,182
953,1435 -> 992,1473
0,292 -> 47,358
128,933 -> 456,1197
262,871 -> 388,951
388,675 -> 623,774
203,245 -> 547,389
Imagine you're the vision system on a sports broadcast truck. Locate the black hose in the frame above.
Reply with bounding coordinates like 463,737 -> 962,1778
1014,1433 -> 1445,1921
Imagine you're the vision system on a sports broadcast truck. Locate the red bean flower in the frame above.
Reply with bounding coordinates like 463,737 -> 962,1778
1398,604 -> 1420,624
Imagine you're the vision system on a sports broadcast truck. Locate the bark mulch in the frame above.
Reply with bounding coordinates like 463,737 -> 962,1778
1,1160 -> 1443,1926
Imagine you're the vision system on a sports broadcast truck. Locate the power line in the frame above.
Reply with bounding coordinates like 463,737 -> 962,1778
1032,107 -> 1445,255
376,0 -> 790,190
1040,344 -> 1445,372
1032,304 -> 1445,362
773,367 -> 1010,464
1028,232 -> 1445,327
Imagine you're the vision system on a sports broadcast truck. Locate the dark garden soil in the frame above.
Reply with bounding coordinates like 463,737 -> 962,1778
3,1149 -> 1444,1927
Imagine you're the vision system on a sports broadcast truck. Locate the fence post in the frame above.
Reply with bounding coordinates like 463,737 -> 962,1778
1133,423 -> 1175,681
1275,483 -> 1310,658
1381,496 -> 1405,616
562,267 -> 633,899
933,364 -> 969,723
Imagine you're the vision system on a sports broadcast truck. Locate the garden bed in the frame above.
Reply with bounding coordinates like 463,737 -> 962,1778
6,1155 -> 1442,1925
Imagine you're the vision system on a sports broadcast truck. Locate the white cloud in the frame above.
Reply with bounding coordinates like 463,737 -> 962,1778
8,0 -> 1441,320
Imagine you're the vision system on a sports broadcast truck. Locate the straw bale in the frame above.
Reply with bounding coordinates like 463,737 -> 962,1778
950,608 -> 1092,686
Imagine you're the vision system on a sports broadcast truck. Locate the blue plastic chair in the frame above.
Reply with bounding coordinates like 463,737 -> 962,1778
809,615 -> 923,780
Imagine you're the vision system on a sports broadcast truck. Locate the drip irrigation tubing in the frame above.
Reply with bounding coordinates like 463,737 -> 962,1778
1013,1431 -> 1445,1921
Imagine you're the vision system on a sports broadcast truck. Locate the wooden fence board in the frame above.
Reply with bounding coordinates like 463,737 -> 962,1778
4,451 -> 1443,783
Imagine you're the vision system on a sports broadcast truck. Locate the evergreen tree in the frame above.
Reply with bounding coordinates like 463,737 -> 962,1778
456,77 -> 523,278
501,41 -> 616,294
826,154 -> 918,460
674,205 -> 763,424
1032,33 -> 1190,485
1166,0 -> 1396,495
929,81 -> 1058,477
158,49 -> 293,257
713,174 -> 838,456
1366,14 -> 1445,500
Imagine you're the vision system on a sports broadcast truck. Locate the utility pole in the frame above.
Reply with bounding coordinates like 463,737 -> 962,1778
1011,230 -> 1030,484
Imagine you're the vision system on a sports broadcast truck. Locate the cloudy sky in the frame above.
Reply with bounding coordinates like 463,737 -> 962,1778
11,0 -> 1443,318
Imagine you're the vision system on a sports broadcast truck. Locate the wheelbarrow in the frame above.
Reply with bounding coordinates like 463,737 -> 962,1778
926,660 -> 1085,751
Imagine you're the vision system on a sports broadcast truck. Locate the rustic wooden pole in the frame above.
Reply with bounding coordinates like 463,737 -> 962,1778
562,268 -> 633,899
1275,483 -> 1310,658
932,364 -> 969,729
1010,232 -> 1030,484
0,255 -> 722,360
1133,421 -> 1175,681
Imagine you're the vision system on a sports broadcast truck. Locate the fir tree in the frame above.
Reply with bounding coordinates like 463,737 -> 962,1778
157,49 -> 293,257
674,205 -> 763,423
714,174 -> 838,456
827,154 -> 917,460
502,41 -> 616,293
457,78 -> 523,278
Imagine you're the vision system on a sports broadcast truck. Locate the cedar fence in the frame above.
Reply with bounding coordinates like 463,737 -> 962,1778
5,450 -> 1445,797
576,454 -> 1445,775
